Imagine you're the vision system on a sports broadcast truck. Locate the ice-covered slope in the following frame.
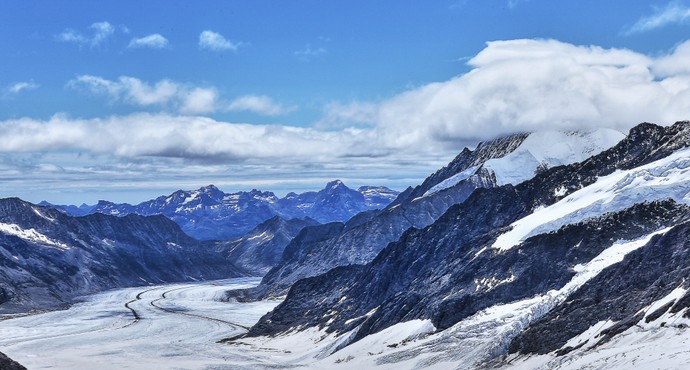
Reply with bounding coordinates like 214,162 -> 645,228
483,129 -> 624,186
424,128 -> 624,196
492,145 -> 690,252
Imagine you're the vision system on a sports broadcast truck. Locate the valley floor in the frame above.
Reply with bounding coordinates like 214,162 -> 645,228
3,276 -> 690,369
0,278 -> 280,370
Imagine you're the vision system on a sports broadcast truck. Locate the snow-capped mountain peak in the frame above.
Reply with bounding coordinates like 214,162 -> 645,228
326,179 -> 345,190
422,128 -> 625,197
482,128 -> 626,186
48,181 -> 400,240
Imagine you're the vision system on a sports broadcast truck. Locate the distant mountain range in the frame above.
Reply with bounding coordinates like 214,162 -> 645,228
43,180 -> 399,241
0,198 -> 244,312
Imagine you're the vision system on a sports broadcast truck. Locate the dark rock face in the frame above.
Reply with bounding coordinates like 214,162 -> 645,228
0,198 -> 244,313
0,352 -> 26,370
241,133 -> 529,299
48,181 -> 398,241
246,122 -> 690,353
215,216 -> 319,276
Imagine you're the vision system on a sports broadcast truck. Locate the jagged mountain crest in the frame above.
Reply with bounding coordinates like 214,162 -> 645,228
47,181 -> 399,241
414,132 -> 530,195
0,198 -> 244,313
238,127 -> 624,301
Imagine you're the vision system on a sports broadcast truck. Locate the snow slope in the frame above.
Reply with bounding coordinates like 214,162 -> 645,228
492,146 -> 690,251
424,129 -> 624,196
227,227 -> 671,370
505,286 -> 690,370
483,129 -> 625,186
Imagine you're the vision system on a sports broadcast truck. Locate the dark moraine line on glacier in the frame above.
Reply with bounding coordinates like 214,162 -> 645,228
149,286 -> 252,331
122,288 -> 161,328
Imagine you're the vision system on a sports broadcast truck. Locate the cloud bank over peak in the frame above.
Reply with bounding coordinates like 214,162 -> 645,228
26,38 -> 690,160
324,38 -> 690,147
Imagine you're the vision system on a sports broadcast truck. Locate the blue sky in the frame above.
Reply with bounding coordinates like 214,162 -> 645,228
1,0 -> 689,204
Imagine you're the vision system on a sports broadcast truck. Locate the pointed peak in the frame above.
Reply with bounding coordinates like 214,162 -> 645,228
198,184 -> 223,194
325,179 -> 347,190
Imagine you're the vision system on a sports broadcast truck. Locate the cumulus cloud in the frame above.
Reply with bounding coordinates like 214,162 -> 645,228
654,39 -> 690,76
128,34 -> 168,49
198,30 -> 240,51
624,1 -> 690,35
4,81 -> 39,96
0,113 -> 369,162
226,95 -> 295,116
56,21 -> 116,47
47,39 -> 690,157
180,88 -> 219,114
323,39 -> 690,148
317,102 -> 378,129
67,75 -> 216,113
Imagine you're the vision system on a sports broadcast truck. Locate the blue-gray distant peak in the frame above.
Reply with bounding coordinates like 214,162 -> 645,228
46,181 -> 400,241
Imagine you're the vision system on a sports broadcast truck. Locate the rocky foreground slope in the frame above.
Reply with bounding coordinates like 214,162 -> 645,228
233,128 -> 623,300
0,198 -> 244,313
236,122 -> 690,369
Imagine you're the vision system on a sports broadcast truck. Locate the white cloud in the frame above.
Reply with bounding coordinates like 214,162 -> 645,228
128,34 -> 168,49
317,102 -> 377,129
653,39 -> 690,76
198,30 -> 239,51
67,75 -> 217,113
324,38 -> 690,148
624,2 -> 690,35
180,88 -> 219,114
226,95 -> 295,116
4,81 -> 39,95
0,113 -> 369,162
67,75 -> 293,116
294,44 -> 327,61
56,21 -> 116,47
